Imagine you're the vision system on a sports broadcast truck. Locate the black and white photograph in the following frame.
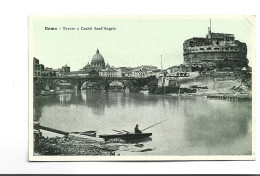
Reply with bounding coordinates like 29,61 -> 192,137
29,15 -> 255,161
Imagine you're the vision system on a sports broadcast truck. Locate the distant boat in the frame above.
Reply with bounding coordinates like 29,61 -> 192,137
99,133 -> 152,141
71,131 -> 96,137
40,90 -> 56,96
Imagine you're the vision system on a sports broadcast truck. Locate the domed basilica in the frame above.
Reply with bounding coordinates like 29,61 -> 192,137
81,49 -> 110,72
91,49 -> 105,69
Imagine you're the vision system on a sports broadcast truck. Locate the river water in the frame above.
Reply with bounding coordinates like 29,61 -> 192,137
34,90 -> 252,156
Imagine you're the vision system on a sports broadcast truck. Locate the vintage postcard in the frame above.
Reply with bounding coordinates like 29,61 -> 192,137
29,15 -> 255,161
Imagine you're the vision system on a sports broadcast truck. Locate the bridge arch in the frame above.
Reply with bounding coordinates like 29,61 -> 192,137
107,80 -> 129,90
52,79 -> 75,89
79,80 -> 102,90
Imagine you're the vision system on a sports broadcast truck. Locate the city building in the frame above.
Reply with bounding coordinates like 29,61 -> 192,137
80,49 -> 162,78
131,68 -> 145,78
166,65 -> 192,78
167,65 -> 192,74
42,67 -> 58,76
183,21 -> 248,69
62,64 -> 70,73
148,69 -> 162,78
115,67 -> 132,77
53,64 -> 71,76
80,49 -> 132,78
33,57 -> 44,76
139,65 -> 158,71
99,68 -> 117,77
128,65 -> 158,78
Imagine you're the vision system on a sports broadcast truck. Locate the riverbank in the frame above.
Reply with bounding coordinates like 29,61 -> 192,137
34,135 -> 120,156
206,92 -> 251,101
154,87 -> 251,100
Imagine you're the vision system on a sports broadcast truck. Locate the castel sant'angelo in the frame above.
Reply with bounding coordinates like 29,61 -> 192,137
183,20 -> 248,68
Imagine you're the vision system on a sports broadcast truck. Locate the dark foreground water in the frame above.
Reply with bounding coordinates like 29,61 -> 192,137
34,90 -> 252,156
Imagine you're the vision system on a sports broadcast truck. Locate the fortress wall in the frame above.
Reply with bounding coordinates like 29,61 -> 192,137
184,51 -> 247,65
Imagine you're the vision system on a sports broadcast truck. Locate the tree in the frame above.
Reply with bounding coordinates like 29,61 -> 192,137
147,81 -> 158,93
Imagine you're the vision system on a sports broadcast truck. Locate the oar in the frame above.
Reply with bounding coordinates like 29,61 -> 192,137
122,130 -> 131,134
141,119 -> 169,132
112,129 -> 131,134
112,129 -> 125,134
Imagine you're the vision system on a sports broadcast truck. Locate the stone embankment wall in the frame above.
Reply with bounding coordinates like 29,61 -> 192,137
178,74 -> 249,93
213,80 -> 241,90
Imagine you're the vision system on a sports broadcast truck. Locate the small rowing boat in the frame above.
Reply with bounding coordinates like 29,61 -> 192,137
99,119 -> 168,141
71,131 -> 96,137
99,133 -> 152,141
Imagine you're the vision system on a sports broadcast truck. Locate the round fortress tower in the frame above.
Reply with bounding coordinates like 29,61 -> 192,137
183,20 -> 248,68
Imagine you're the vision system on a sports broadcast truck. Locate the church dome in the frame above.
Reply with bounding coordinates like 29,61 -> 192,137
91,49 -> 105,69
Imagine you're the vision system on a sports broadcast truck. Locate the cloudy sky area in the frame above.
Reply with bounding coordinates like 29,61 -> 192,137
31,16 -> 255,71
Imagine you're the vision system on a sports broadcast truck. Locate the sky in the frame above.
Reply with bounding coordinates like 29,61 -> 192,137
30,16 -> 255,71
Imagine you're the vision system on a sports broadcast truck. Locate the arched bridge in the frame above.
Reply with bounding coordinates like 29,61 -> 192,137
34,76 -> 158,94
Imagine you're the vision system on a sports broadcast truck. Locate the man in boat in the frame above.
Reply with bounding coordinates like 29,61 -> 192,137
135,124 -> 142,134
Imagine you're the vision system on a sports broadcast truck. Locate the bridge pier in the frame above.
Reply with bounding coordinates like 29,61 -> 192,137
74,85 -> 80,91
104,81 -> 110,91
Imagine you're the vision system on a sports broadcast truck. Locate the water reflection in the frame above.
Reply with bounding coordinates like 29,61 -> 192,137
34,90 -> 252,155
58,93 -> 72,103
125,137 -> 153,144
183,98 -> 251,155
